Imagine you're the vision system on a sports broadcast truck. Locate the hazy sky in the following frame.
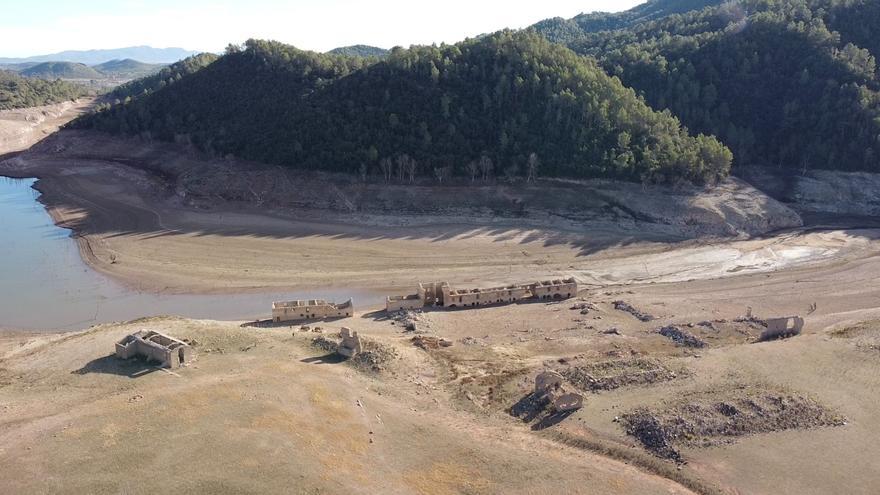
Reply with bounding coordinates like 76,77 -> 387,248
0,0 -> 642,57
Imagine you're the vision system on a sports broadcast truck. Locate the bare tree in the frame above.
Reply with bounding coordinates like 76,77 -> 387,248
396,154 -> 415,182
466,160 -> 479,182
526,152 -> 539,183
479,155 -> 493,181
405,157 -> 417,183
433,166 -> 450,183
379,157 -> 393,182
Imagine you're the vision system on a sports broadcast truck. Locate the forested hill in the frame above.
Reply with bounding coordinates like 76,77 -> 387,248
327,45 -> 389,59
21,62 -> 103,79
106,53 -> 219,102
539,0 -> 880,173
533,0 -> 724,44
0,70 -> 88,110
74,32 -> 731,185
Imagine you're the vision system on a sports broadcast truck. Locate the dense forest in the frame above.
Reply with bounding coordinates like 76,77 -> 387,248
0,70 -> 88,110
327,45 -> 389,59
533,0 -> 724,44
106,53 -> 219,102
534,0 -> 880,173
75,32 -> 731,184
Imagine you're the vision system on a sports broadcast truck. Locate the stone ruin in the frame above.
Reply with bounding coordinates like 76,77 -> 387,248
272,298 -> 354,323
115,330 -> 195,369
760,316 -> 804,341
534,371 -> 584,413
337,327 -> 362,358
387,278 -> 578,312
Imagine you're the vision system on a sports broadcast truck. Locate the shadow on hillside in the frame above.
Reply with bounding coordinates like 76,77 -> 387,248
300,353 -> 346,365
72,354 -> 159,378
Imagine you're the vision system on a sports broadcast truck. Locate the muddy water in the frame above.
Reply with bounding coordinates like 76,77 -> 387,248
0,178 -> 382,330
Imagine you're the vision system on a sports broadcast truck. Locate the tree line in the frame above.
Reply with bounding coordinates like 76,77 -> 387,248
74,32 -> 732,185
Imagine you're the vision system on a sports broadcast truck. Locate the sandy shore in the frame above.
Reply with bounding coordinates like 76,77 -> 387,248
0,124 -> 859,299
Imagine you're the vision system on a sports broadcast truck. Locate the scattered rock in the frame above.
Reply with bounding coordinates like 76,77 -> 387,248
561,358 -> 684,392
412,335 -> 453,350
621,386 -> 845,460
658,326 -> 706,348
613,301 -> 655,322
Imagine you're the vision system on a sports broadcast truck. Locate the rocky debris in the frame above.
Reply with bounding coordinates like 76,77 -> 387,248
602,327 -> 621,335
460,336 -> 486,346
240,343 -> 257,352
621,409 -> 682,462
310,336 -> 338,353
621,386 -> 845,460
391,310 -> 431,333
570,301 -> 598,315
613,301 -> 655,322
411,335 -> 453,350
349,339 -> 398,373
658,326 -> 706,348
561,358 -> 682,392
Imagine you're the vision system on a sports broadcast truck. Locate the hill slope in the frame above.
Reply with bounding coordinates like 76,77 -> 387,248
93,59 -> 163,79
0,70 -> 88,110
76,32 -> 731,184
538,0 -> 880,173
104,53 -> 219,102
533,0 -> 725,44
328,45 -> 389,59
21,62 -> 103,79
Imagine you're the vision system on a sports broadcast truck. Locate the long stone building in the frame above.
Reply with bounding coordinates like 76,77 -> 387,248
272,299 -> 354,323
387,278 -> 577,312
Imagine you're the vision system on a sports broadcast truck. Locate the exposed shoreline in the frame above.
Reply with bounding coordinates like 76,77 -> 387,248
0,122 -> 869,302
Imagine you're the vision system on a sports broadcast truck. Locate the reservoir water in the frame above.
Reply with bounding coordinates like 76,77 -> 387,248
0,177 -> 380,330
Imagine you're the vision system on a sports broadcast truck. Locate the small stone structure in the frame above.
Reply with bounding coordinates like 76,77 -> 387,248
387,278 -> 577,312
337,327 -> 362,358
534,370 -> 584,412
761,316 -> 804,340
115,330 -> 195,369
272,299 -> 353,323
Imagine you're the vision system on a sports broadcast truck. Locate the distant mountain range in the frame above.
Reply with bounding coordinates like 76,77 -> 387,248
0,46 -> 197,65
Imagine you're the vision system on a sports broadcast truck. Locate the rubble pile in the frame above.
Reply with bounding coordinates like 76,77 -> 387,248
658,325 -> 706,348
612,301 -> 655,322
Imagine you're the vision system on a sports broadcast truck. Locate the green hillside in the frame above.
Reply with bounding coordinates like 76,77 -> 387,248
328,45 -> 389,59
76,32 -> 731,185
21,61 -> 103,79
105,53 -> 219,101
533,0 -> 724,44
0,70 -> 88,110
538,0 -> 880,173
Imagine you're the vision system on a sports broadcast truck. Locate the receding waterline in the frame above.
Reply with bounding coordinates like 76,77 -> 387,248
0,177 -> 379,331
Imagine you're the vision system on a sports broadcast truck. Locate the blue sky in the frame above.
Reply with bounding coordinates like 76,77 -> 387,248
0,0 -> 641,57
